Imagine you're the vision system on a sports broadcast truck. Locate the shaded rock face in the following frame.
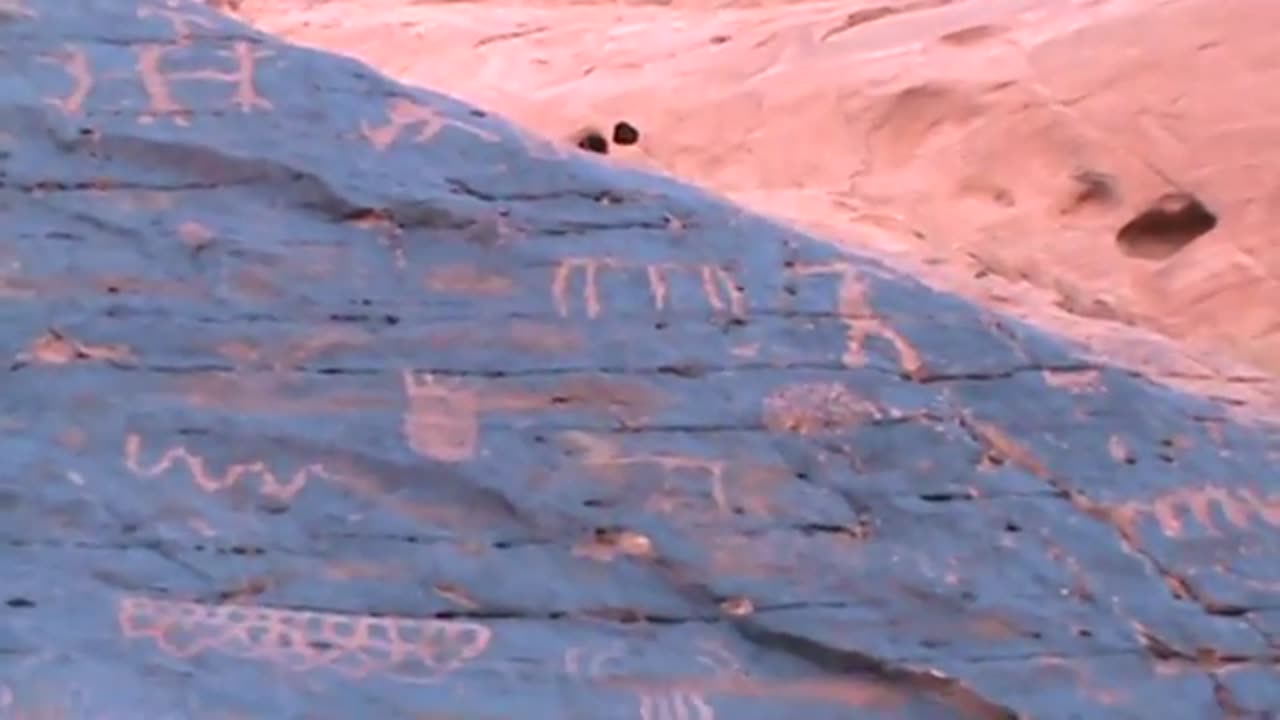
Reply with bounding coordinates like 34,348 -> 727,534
1,1 -> 1278,718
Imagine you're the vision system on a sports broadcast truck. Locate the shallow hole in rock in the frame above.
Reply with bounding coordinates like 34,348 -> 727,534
1003,522 -> 1022,533
1075,627 -> 1094,638
574,129 -> 609,155
1115,192 -> 1217,260
611,121 -> 640,146
6,597 -> 35,609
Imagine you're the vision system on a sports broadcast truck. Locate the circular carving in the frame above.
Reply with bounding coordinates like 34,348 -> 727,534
761,382 -> 881,434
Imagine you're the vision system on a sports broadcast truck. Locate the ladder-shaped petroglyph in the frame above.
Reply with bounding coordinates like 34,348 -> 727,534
561,431 -> 782,520
124,433 -> 334,502
787,261 -> 925,378
40,6 -> 273,123
119,596 -> 491,683
552,258 -> 746,320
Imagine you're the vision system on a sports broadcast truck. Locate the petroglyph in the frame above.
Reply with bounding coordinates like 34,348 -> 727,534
118,596 -> 491,682
401,370 -> 480,463
38,45 -> 92,116
552,258 -> 746,319
788,261 -> 925,378
563,638 -> 747,717
1105,486 -> 1280,539
13,329 -> 135,368
39,9 -> 273,124
561,431 -> 782,518
761,381 -> 883,434
124,433 -> 333,502
1043,368 -> 1105,394
134,40 -> 274,124
424,264 -> 516,297
361,97 -> 500,152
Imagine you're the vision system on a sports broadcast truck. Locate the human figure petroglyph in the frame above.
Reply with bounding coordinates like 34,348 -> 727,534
552,257 -> 746,319
361,97 -> 500,152
118,596 -> 491,683
124,433 -> 332,502
787,261 -> 926,378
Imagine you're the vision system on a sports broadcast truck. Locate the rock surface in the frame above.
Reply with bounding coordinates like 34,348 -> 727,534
2,0 -> 1280,717
239,0 -> 1280,377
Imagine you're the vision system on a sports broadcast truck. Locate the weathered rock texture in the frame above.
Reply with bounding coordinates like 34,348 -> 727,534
1,0 -> 1279,718
240,0 -> 1280,377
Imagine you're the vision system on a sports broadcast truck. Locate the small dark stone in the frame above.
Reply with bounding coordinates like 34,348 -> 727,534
611,121 -> 640,146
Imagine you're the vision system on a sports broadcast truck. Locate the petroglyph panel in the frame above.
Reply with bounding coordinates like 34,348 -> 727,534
944,368 -> 1280,607
7,0 -> 1280,716
35,28 -> 273,124
669,493 -> 1269,659
552,257 -> 746,319
119,596 -> 491,682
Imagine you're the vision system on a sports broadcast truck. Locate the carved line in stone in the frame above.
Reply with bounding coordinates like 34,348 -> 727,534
124,433 -> 330,501
118,595 -> 491,683
39,32 -> 273,124
552,258 -> 746,319
564,642 -> 720,720
361,97 -> 500,152
1108,486 -> 1280,539
401,369 -> 480,463
788,261 -> 925,378
562,431 -> 732,516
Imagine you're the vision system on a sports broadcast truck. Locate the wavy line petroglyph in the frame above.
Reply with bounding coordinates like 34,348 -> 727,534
788,261 -> 925,378
124,433 -> 332,502
118,596 -> 491,683
553,258 -> 746,319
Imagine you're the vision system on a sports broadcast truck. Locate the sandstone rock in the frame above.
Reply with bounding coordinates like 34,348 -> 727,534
0,0 -> 1278,717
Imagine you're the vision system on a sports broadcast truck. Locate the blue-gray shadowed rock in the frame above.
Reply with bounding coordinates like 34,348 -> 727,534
1,0 -> 1278,718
